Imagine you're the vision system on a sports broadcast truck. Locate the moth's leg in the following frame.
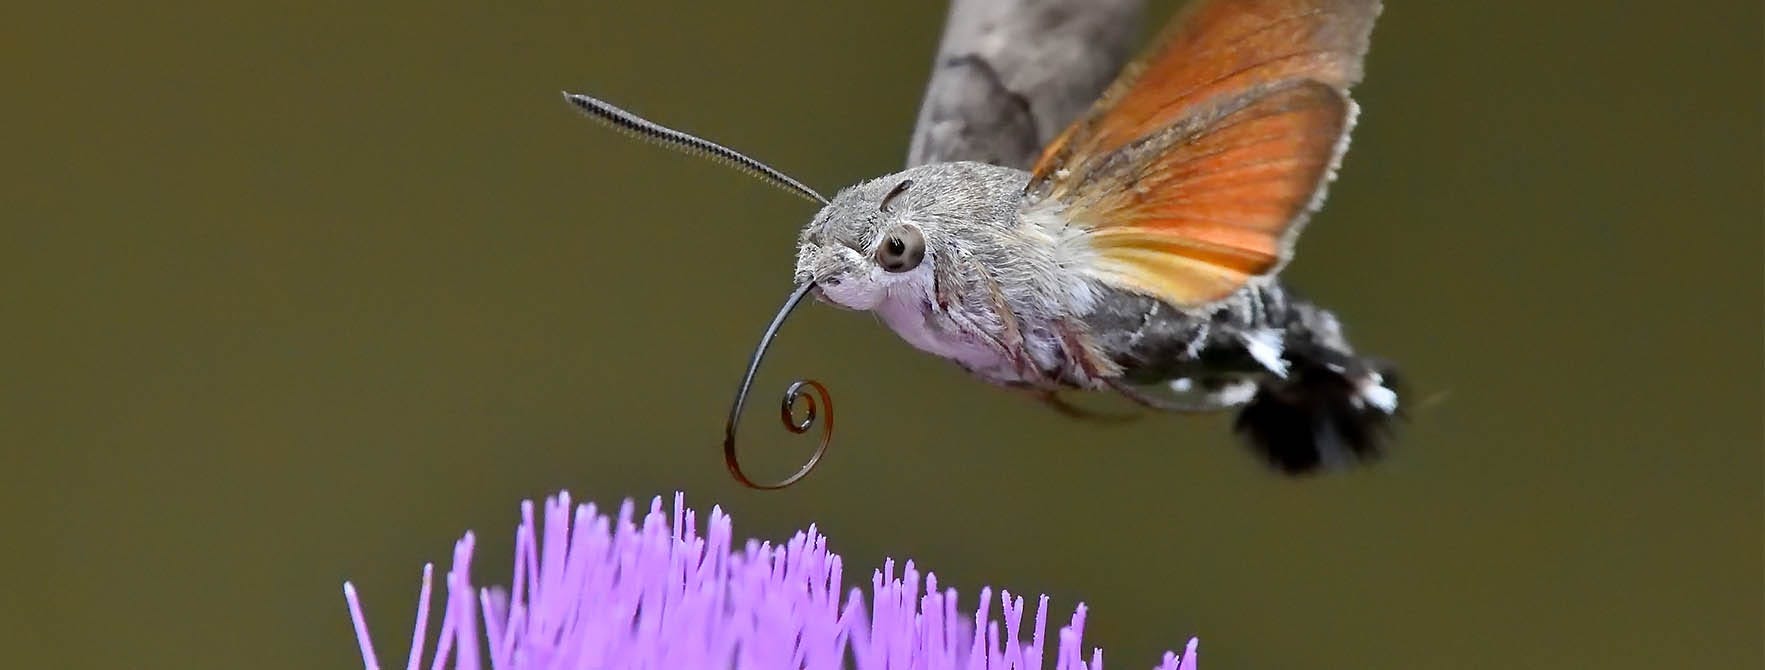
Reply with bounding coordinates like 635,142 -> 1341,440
943,256 -> 1056,389
932,260 -> 963,314
932,259 -> 1014,360
1105,377 -> 1251,413
1053,317 -> 1124,382
1034,389 -> 1142,423
978,270 -> 1045,383
1105,372 -> 1269,414
995,380 -> 1139,423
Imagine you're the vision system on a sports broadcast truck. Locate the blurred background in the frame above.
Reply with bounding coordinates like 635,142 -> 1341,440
4,1 -> 1759,668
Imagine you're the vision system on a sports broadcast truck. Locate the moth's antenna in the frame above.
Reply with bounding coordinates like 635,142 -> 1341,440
562,92 -> 830,206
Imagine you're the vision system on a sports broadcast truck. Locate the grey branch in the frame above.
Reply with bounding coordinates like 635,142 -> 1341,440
906,0 -> 1147,170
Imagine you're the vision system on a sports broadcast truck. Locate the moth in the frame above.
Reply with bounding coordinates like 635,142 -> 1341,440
566,0 -> 1400,488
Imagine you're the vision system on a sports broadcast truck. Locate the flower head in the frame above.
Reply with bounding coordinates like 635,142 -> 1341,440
344,491 -> 1198,670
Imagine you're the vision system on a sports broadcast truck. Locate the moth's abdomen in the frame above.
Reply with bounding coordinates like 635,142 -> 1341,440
1082,282 -> 1402,475
1082,286 -> 1268,384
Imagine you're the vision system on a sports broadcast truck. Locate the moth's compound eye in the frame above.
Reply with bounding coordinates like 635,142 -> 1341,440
876,225 -> 924,273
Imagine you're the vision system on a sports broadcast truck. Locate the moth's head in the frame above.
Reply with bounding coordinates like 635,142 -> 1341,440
792,162 -> 1026,310
793,167 -> 939,311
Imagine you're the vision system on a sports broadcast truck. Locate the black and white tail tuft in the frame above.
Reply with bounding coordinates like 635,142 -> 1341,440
1233,346 -> 1402,475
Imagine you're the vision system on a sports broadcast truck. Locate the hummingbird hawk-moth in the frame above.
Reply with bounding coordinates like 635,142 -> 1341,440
566,0 -> 1400,488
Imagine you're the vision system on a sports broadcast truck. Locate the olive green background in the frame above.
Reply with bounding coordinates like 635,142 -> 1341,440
4,1 -> 1759,668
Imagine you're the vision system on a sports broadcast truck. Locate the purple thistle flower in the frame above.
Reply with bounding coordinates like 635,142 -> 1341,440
344,491 -> 1198,670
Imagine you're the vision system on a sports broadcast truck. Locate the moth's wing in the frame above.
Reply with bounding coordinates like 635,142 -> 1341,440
1031,0 -> 1380,183
1026,0 -> 1380,309
1062,81 -> 1355,306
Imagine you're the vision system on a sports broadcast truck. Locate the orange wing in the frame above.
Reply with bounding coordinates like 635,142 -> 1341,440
1028,0 -> 1381,309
